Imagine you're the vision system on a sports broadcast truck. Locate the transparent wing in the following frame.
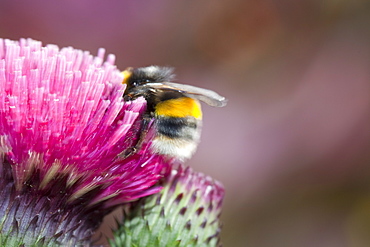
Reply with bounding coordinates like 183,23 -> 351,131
145,82 -> 227,107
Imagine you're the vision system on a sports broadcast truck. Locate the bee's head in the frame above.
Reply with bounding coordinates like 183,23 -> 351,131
122,66 -> 180,105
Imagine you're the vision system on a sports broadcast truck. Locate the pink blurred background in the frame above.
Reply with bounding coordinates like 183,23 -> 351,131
1,1 -> 370,246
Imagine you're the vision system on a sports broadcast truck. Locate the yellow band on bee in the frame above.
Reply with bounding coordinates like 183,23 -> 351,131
121,70 -> 132,84
155,97 -> 202,119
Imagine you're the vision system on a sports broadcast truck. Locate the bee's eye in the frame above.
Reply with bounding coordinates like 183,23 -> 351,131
130,78 -> 152,87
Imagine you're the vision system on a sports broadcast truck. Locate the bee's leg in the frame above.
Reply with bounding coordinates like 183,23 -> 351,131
120,115 -> 151,159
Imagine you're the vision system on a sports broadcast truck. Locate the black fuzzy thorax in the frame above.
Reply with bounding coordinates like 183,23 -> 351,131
129,66 -> 174,84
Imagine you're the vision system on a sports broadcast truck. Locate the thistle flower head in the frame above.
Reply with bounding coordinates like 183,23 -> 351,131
111,164 -> 225,247
0,38 -> 170,246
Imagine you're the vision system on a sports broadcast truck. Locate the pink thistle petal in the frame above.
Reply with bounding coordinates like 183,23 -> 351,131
0,38 -> 170,208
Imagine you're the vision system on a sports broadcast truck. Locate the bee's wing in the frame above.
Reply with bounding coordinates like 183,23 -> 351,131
146,82 -> 227,107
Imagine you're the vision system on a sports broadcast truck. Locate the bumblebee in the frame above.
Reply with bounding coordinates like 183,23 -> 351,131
122,66 -> 227,160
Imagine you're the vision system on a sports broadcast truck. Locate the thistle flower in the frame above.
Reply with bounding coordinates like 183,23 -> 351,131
111,165 -> 225,247
0,38 -> 169,246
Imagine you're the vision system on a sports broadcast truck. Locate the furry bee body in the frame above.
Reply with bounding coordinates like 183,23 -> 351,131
122,66 -> 226,160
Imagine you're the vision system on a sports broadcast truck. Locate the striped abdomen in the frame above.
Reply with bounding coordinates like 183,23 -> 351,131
151,97 -> 202,160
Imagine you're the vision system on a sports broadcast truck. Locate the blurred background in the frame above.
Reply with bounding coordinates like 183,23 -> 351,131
1,1 -> 370,246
